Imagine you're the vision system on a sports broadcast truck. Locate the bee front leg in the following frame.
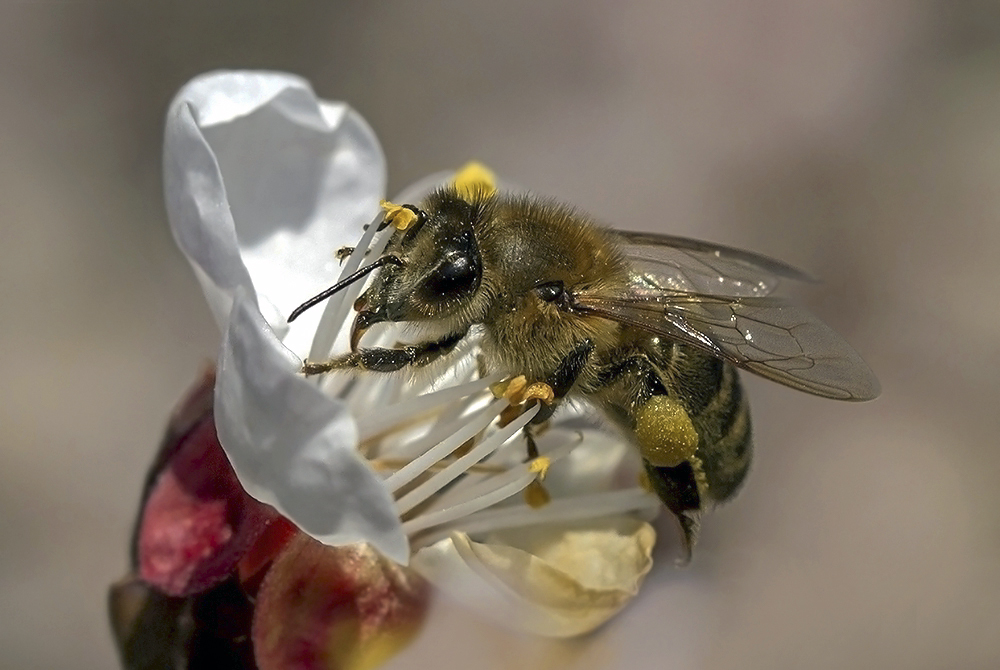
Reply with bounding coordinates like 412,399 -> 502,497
301,330 -> 467,376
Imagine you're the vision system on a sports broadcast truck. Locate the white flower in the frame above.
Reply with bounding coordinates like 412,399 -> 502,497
165,70 -> 661,637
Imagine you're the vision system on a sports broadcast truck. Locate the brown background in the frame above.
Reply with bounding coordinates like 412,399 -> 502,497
2,2 -> 999,668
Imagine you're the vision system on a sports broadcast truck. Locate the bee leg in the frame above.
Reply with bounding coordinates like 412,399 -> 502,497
635,395 -> 703,562
643,460 -> 703,564
524,430 -> 541,460
301,330 -> 467,376
530,338 -> 596,425
513,337 -> 596,454
504,339 -> 596,508
598,354 -> 705,562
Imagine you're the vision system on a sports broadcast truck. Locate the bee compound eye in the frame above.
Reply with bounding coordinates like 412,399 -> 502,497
424,253 -> 481,297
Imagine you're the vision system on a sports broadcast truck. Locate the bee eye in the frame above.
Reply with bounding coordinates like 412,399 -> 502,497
424,253 -> 481,297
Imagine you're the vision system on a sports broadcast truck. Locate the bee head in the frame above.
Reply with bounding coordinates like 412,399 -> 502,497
351,188 -> 491,348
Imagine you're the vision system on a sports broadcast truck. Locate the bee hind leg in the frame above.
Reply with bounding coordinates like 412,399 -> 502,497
643,459 -> 703,564
598,353 -> 706,562
636,394 -> 706,563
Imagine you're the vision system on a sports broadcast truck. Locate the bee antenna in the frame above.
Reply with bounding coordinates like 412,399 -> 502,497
287,255 -> 403,323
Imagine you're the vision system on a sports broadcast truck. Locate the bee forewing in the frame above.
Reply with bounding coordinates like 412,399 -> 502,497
573,291 -> 880,402
618,230 -> 815,298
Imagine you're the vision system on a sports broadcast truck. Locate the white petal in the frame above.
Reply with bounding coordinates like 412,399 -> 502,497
214,290 -> 408,564
164,70 -> 385,342
164,90 -> 256,329
411,518 -> 656,638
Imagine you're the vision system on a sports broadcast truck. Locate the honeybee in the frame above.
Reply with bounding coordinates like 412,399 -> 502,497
289,166 -> 879,560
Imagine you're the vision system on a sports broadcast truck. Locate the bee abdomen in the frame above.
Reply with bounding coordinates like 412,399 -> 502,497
686,361 -> 753,503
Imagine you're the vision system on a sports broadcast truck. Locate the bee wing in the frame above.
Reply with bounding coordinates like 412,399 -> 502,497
572,290 -> 880,401
617,230 -> 815,297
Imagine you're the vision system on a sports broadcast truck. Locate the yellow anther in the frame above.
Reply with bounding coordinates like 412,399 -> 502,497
505,375 -> 528,401
491,375 -> 527,402
523,480 -> 551,508
380,200 -> 418,230
452,161 -> 497,201
522,382 -> 555,405
335,246 -> 354,264
528,456 -> 551,480
492,375 -> 555,408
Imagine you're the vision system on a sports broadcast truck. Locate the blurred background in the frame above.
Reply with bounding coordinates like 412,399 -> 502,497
2,2 -> 999,668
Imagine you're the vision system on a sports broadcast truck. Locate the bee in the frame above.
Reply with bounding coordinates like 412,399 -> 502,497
288,165 -> 880,560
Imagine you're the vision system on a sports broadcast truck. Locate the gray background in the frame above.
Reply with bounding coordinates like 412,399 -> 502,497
2,2 -> 999,669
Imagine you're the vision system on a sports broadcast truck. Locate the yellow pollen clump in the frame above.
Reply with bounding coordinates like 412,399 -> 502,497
491,375 -> 526,401
452,161 -> 497,200
635,395 -> 699,468
380,200 -> 418,230
522,382 -> 555,405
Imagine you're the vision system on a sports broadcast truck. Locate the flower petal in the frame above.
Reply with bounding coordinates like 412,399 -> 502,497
411,517 -> 656,638
252,535 -> 429,670
164,70 -> 385,339
215,290 -> 409,563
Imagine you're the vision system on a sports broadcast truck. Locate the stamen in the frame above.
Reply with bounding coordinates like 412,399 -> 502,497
371,403 -> 478,466
403,434 -> 580,537
380,201 -> 419,230
420,371 -> 485,433
452,162 -> 498,200
394,404 -> 538,516
401,474 -> 536,539
380,374 -> 488,463
523,480 -> 551,508
418,488 -> 659,543
528,456 -> 551,480
383,397 -> 508,493
308,215 -> 391,362
356,374 -> 501,441
371,459 -> 505,475
346,370 -> 388,414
